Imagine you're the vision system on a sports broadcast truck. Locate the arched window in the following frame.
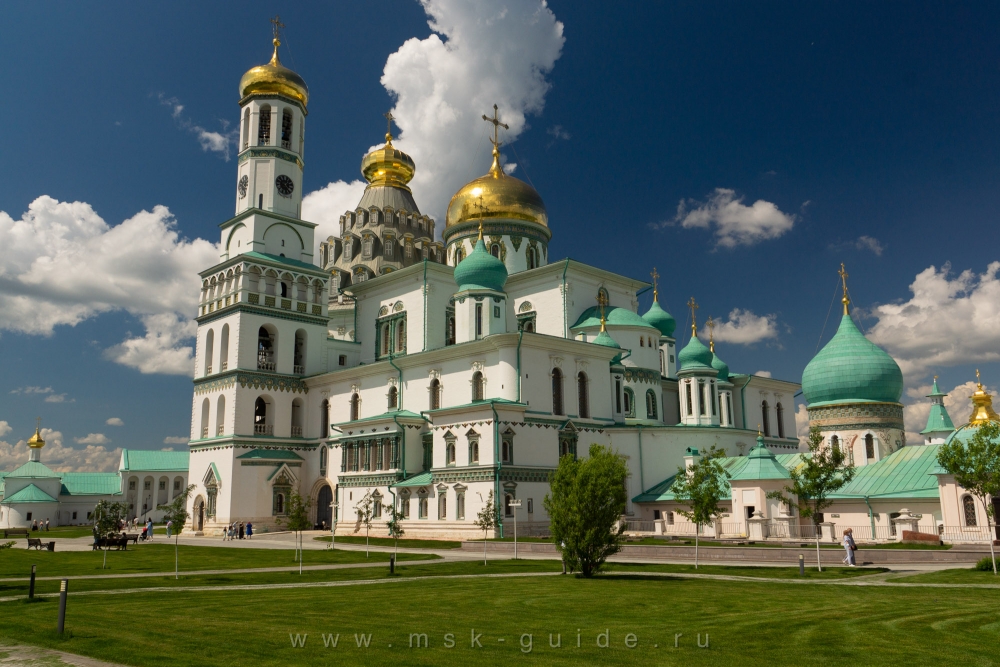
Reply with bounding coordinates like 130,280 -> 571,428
396,320 -> 405,352
447,442 -> 456,465
640,337 -> 645,348
242,108 -> 250,149
711,381 -> 717,416
419,496 -> 428,519
294,330 -> 306,375
320,400 -> 330,438
761,400 -> 771,437
429,379 -> 441,410
219,324 -> 230,372
388,386 -> 398,410
446,314 -> 456,346
275,493 -> 284,514
253,397 -> 268,435
830,435 -> 840,453
646,390 -> 658,420
527,247 -> 537,270
455,246 -> 465,263
258,105 -> 271,145
381,323 -> 391,356
469,437 -> 480,464
200,398 -> 210,438
350,393 -> 360,421
472,371 -> 484,402
577,372 -> 589,418
257,327 -> 275,371
865,433 -> 875,460
490,243 -> 501,258
216,395 -> 226,437
699,381 -> 707,416
439,494 -> 447,519
776,403 -> 785,438
362,236 -> 373,258
624,387 -> 635,418
280,281 -> 289,298
552,368 -> 564,415
319,446 -> 327,476
963,495 -> 978,526
204,329 -> 214,375
505,493 -> 514,518
281,109 -> 292,149
290,398 -> 303,437
685,382 -> 693,416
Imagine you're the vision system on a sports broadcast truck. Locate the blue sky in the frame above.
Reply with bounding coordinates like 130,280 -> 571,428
2,1 -> 999,467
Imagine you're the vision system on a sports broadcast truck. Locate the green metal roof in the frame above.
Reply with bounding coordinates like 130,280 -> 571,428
60,473 -> 121,496
830,445 -> 942,499
571,306 -> 656,330
242,251 -> 322,272
5,461 -> 59,479
921,403 -> 956,435
802,313 -> 903,407
337,409 -> 427,426
119,450 -> 190,472
237,449 -> 304,461
710,350 -> 730,382
729,438 -> 791,481
678,335 -> 713,371
393,471 -> 433,487
453,238 -> 508,292
634,453 -> 805,503
2,483 -> 58,504
641,299 -> 676,337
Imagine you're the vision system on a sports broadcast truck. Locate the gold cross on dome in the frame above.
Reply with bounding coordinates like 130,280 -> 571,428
596,291 -> 609,329
482,104 -> 509,150
270,15 -> 285,40
36,416 -> 41,431
976,368 -> 982,388
706,316 -> 716,351
473,196 -> 491,240
384,111 -> 396,144
650,267 -> 660,300
687,297 -> 698,336
838,262 -> 850,314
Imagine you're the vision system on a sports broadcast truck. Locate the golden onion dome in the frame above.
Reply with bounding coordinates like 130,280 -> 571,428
27,426 -> 45,449
360,134 -> 416,190
239,38 -> 309,107
446,146 -> 547,228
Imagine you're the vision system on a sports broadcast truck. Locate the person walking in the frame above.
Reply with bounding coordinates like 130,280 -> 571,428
842,528 -> 857,566
146,518 -> 154,541
45,518 -> 50,531
239,522 -> 245,540
246,522 -> 253,539
166,520 -> 173,538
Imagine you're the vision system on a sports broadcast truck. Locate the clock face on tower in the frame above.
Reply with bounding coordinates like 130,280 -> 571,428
238,175 -> 249,198
275,175 -> 294,197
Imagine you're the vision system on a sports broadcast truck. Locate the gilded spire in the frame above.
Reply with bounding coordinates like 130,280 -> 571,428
473,195 -> 490,241
27,417 -> 45,449
597,290 -> 609,332
707,316 -> 716,353
969,369 -> 1000,426
650,267 -> 660,302
838,262 -> 850,315
687,297 -> 699,337
482,104 -> 509,177
269,15 -> 285,64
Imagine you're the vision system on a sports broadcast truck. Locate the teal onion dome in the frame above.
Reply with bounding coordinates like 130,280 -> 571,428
710,350 -> 730,383
454,238 -> 508,292
678,335 -> 713,371
801,314 -> 903,406
592,326 -> 623,364
642,299 -> 676,337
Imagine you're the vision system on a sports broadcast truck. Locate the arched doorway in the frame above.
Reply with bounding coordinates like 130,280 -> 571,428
195,497 -> 205,531
316,485 -> 333,528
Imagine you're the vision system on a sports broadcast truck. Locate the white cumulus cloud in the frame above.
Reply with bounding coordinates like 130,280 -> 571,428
163,436 -> 190,445
0,428 -> 121,472
867,262 -> 1000,379
0,421 -> 11,438
0,196 -> 218,375
902,380 -> 981,446
703,309 -> 779,345
106,418 -> 124,426
754,371 -> 772,378
302,180 -> 368,250
74,433 -> 110,445
157,94 -> 236,161
44,393 -> 74,403
666,188 -> 796,248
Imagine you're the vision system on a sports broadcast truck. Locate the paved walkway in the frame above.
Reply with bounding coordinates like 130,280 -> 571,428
0,644 -> 122,667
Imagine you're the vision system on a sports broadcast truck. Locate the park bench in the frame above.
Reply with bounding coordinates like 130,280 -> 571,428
92,535 -> 129,551
3,529 -> 29,539
124,533 -> 139,544
27,538 -> 55,551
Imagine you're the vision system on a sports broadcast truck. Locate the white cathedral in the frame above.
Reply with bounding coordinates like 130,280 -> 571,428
185,33 -> 999,544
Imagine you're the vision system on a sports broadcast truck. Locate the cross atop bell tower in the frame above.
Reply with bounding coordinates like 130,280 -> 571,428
482,104 -> 509,176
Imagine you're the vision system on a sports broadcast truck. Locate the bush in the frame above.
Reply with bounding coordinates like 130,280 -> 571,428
975,556 -> 998,571
0,541 -> 15,550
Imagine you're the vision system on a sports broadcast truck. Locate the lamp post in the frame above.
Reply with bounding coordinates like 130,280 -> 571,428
509,499 -> 522,560
330,500 -> 339,550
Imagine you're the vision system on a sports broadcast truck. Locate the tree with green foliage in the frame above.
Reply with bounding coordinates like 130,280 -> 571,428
937,420 -> 1000,575
280,491 -> 311,574
545,444 -> 629,577
768,426 -> 856,571
670,447 -> 731,569
92,499 -> 129,570
474,490 -> 498,565
157,484 -> 195,579
384,498 -> 405,560
355,490 -> 375,557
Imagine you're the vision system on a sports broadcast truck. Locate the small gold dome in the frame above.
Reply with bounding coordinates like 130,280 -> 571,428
968,375 -> 1000,426
239,39 -> 309,107
27,427 -> 45,449
361,134 -> 416,190
446,146 -> 547,228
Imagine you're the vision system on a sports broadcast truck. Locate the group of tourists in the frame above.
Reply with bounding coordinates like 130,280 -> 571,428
30,519 -> 50,531
222,521 -> 252,540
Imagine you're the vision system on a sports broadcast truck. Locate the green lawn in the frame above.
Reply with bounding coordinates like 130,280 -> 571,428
1,563 -> 998,666
314,535 -> 462,549
888,567 -> 1000,584
605,562 -> 887,580
0,543 -> 436,579
623,537 -> 952,550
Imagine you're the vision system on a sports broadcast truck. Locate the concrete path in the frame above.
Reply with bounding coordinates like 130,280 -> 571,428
0,644 -> 122,667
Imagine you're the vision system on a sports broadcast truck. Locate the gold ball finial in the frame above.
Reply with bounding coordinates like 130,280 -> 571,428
838,262 -> 850,315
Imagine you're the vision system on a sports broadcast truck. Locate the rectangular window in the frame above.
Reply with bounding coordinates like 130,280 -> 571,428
475,303 -> 483,338
159,481 -> 166,490
72,511 -> 78,520
493,306 -> 500,318
129,481 -> 136,490
685,383 -> 693,415
615,380 -> 622,414
144,481 -> 151,490
699,382 -> 707,416
174,480 -> 181,490
339,355 -> 347,366
457,493 -> 465,520
527,498 -> 533,514
401,499 -> 410,519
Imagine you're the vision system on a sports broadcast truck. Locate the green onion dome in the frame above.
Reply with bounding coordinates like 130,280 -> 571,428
710,349 -> 730,383
571,306 -> 657,330
802,314 -> 903,406
592,326 -> 623,364
678,335 -> 713,371
642,299 -> 676,337
454,237 -> 508,292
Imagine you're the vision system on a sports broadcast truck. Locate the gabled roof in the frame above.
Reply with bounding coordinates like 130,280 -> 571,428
237,449 -> 304,461
2,483 -> 58,504
119,450 -> 190,472
60,473 -> 121,496
729,440 -> 791,481
337,409 -> 426,427
5,461 -> 59,479
634,453 -> 806,503
830,445 -> 942,499
393,471 -> 433,488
